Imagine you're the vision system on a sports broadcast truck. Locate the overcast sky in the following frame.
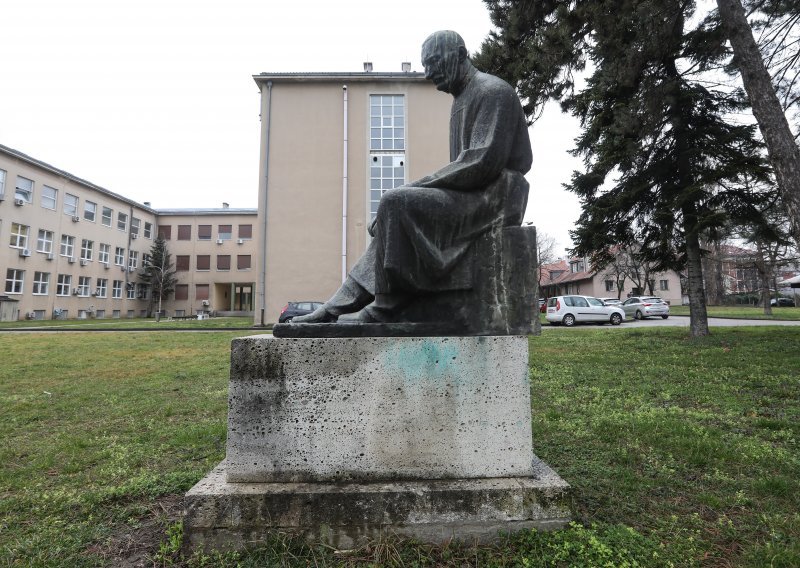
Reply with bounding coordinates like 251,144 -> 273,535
2,0 -> 582,255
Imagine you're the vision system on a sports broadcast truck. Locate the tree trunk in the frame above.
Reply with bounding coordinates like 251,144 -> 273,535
717,0 -> 800,249
684,223 -> 711,336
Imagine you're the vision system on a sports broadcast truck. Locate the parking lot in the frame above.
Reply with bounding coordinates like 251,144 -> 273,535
543,315 -> 800,328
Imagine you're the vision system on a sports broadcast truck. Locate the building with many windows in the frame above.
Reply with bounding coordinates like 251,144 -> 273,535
254,69 -> 451,323
0,144 -> 256,320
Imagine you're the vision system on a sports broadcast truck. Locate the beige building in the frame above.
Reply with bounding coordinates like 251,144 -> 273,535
0,144 -> 257,320
156,209 -> 257,316
254,70 -> 452,324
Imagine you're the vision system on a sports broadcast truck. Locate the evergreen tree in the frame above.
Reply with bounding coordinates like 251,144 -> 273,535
139,236 -> 178,318
477,0 -> 774,336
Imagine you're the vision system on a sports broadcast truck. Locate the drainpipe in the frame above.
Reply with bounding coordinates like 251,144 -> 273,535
258,81 -> 273,326
341,85 -> 348,283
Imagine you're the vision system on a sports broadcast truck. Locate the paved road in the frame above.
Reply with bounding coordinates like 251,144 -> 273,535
543,315 -> 800,329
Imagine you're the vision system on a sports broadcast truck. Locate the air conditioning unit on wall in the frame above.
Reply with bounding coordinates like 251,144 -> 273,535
14,198 -> 25,206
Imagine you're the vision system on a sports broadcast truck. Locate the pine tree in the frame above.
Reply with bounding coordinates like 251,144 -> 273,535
139,236 -> 178,318
477,0 -> 775,336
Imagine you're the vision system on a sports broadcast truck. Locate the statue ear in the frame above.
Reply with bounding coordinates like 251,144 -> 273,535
457,45 -> 468,62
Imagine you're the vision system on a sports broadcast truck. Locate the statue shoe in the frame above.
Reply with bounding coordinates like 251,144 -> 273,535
291,306 -> 338,323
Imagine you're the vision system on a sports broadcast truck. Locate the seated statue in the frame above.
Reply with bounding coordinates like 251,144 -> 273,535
294,30 -> 533,326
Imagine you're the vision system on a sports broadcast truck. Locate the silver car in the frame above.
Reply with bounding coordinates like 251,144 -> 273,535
546,295 -> 626,326
621,296 -> 670,320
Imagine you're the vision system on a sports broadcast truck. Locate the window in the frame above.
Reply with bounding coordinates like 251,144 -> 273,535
136,283 -> 148,300
198,225 -> 212,240
238,224 -> 252,239
178,225 -> 192,240
15,176 -> 34,203
112,280 -> 123,299
80,239 -> 93,261
217,255 -> 231,270
60,235 -> 75,258
33,272 -> 50,295
114,247 -> 125,266
102,207 -> 113,227
176,255 -> 190,271
0,169 -> 5,199
142,253 -> 151,267
77,276 -> 91,297
196,255 -> 210,270
10,223 -> 30,249
605,280 -> 614,292
196,284 -> 210,300
369,95 -> 406,221
143,222 -> 152,239
83,201 -> 97,222
370,94 -> 405,151
5,269 -> 24,294
158,225 -> 171,239
64,193 -> 79,216
218,225 -> 232,240
96,278 -> 108,298
369,154 -> 405,220
41,186 -> 57,210
659,279 -> 669,291
57,274 -> 72,296
117,212 -> 128,231
175,284 -> 189,300
128,250 -> 138,270
37,230 -> 54,253
98,243 -> 110,264
127,282 -> 136,299
131,217 -> 140,236
237,254 -> 251,270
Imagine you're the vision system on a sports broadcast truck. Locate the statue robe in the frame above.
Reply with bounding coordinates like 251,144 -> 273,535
350,67 -> 533,295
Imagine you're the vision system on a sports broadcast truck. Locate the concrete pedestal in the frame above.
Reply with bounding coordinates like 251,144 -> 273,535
184,335 -> 571,550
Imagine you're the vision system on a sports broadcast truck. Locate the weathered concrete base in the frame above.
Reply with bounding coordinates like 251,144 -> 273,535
183,457 -> 571,552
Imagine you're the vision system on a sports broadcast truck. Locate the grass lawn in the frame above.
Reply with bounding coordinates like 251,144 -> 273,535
669,305 -> 800,320
0,316 -> 258,330
1,328 -> 798,566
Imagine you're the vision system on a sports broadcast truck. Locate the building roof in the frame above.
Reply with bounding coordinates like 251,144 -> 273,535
0,143 -> 156,213
253,71 -> 428,85
156,208 -> 257,216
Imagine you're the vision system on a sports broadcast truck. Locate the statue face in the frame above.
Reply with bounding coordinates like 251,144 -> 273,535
421,36 -> 464,94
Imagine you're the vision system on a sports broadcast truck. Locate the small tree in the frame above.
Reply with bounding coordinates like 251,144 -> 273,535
139,236 -> 178,318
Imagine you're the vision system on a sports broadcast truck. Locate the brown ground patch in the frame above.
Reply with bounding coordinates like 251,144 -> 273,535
85,494 -> 183,567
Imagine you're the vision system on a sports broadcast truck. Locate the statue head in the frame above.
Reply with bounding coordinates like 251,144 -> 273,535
421,30 -> 472,95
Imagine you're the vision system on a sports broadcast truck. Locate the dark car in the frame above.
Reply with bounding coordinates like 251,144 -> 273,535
770,297 -> 796,307
278,301 -> 324,323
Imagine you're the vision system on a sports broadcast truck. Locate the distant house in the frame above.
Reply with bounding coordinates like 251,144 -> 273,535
540,257 -> 684,305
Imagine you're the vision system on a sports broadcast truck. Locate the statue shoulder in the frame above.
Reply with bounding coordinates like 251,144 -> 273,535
473,71 -> 518,101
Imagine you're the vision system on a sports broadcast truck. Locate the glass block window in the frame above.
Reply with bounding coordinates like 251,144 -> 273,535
370,95 -> 405,151
369,155 -> 405,218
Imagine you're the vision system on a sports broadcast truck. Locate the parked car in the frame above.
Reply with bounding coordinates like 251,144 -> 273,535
278,301 -> 324,323
546,295 -> 626,326
621,296 -> 670,320
770,297 -> 796,307
600,297 -> 622,306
